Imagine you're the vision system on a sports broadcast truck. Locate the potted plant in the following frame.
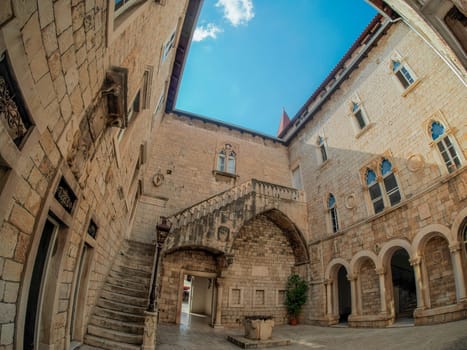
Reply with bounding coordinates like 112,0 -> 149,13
285,273 -> 308,325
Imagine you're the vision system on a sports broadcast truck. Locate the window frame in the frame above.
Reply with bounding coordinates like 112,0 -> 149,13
215,144 -> 237,176
114,0 -> 144,18
317,136 -> 328,164
428,120 -> 462,174
389,55 -> 420,95
327,193 -> 339,233
362,157 -> 403,216
162,30 -> 176,63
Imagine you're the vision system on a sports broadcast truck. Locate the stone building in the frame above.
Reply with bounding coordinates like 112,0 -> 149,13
0,1 -> 465,350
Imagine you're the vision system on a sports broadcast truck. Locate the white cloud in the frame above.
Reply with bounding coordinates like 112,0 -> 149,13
193,23 -> 223,42
216,0 -> 255,27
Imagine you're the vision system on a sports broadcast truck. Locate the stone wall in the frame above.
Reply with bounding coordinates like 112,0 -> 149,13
424,236 -> 456,308
0,0 -> 188,348
132,113 -> 291,243
360,259 -> 380,315
221,215 -> 296,326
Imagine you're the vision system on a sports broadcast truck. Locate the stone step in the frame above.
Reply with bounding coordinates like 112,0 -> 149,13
100,290 -> 148,308
89,315 -> 144,335
118,254 -> 154,268
84,334 -> 140,350
97,298 -> 146,315
115,258 -> 153,273
103,282 -> 148,299
106,276 -> 148,291
94,306 -> 145,323
111,264 -> 152,278
123,242 -> 154,256
87,325 -> 142,345
108,270 -> 150,286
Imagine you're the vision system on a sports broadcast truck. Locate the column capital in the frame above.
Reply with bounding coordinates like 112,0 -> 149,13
449,242 -> 462,253
410,256 -> 422,266
347,274 -> 358,282
375,268 -> 386,275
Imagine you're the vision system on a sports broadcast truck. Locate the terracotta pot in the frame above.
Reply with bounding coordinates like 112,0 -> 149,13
289,317 -> 298,325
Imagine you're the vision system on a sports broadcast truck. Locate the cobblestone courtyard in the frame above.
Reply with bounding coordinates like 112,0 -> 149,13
156,316 -> 467,350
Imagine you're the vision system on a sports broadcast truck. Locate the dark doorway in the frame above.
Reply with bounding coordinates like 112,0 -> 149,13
391,249 -> 417,318
24,218 -> 58,350
337,266 -> 351,323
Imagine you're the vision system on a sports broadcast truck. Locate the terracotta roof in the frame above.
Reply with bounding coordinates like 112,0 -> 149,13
277,108 -> 291,136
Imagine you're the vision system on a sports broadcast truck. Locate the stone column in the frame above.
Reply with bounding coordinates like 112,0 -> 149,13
449,242 -> 467,301
325,280 -> 333,317
376,268 -> 387,314
410,256 -> 426,309
142,311 -> 158,350
213,278 -> 224,328
348,274 -> 358,316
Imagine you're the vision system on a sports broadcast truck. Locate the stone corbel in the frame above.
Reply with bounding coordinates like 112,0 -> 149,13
102,66 -> 128,129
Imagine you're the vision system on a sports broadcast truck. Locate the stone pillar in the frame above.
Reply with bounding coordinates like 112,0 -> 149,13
348,274 -> 358,316
213,278 -> 224,328
449,242 -> 467,301
142,311 -> 158,350
376,268 -> 387,314
325,280 -> 333,317
410,256 -> 426,309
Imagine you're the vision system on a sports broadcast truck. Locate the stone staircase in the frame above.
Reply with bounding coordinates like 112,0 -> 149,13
83,240 -> 155,350
165,179 -> 306,257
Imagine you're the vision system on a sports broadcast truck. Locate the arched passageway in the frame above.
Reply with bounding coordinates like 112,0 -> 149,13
390,249 -> 416,319
337,266 -> 351,322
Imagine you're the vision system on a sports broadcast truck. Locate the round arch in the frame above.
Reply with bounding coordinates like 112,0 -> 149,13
350,250 -> 379,275
378,238 -> 414,267
451,207 -> 467,241
411,223 -> 453,256
325,258 -> 351,280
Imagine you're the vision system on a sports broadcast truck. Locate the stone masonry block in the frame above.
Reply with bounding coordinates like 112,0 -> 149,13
9,205 -> 34,234
0,323 -> 14,345
2,260 -> 22,282
0,303 -> 15,323
0,224 -> 18,259
38,0 -> 54,29
54,0 -> 72,35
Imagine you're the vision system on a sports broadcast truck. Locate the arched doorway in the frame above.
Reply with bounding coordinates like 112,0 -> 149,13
390,249 -> 416,319
337,265 -> 351,323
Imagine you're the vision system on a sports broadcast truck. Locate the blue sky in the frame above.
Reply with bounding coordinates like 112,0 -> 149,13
176,0 -> 377,136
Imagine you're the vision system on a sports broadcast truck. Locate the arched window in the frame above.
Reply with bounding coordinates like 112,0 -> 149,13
381,159 -> 401,206
216,144 -> 236,174
352,101 -> 367,130
462,223 -> 467,257
366,168 -> 384,214
391,60 -> 415,89
318,136 -> 328,163
430,121 -> 461,173
328,193 -> 339,233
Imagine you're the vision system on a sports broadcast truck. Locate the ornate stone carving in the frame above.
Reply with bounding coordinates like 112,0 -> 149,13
67,117 -> 94,180
345,194 -> 356,209
54,178 -> 77,213
102,67 -> 128,129
407,153 -> 425,172
218,226 -> 230,242
152,171 -> 164,187
0,54 -> 31,146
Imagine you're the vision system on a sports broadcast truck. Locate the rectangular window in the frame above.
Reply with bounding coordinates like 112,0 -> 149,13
330,207 -> 339,233
437,138 -> 461,172
354,110 -> 366,129
227,157 -> 235,173
320,144 -> 328,162
383,173 -> 401,206
217,154 -> 225,172
114,0 -> 142,17
369,183 -> 384,213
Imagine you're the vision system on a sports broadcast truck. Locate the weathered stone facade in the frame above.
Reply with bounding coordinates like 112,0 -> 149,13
0,1 -> 466,349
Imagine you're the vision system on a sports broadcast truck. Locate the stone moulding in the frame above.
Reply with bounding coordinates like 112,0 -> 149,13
243,316 -> 274,341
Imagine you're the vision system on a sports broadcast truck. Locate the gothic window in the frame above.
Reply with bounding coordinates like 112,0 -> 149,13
391,60 -> 416,89
318,136 -> 328,163
216,144 -> 236,175
114,0 -> 144,17
162,30 -> 176,62
430,120 -> 461,173
381,159 -> 401,206
0,52 -> 33,147
351,101 -> 368,130
366,168 -> 384,214
328,193 -> 339,233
